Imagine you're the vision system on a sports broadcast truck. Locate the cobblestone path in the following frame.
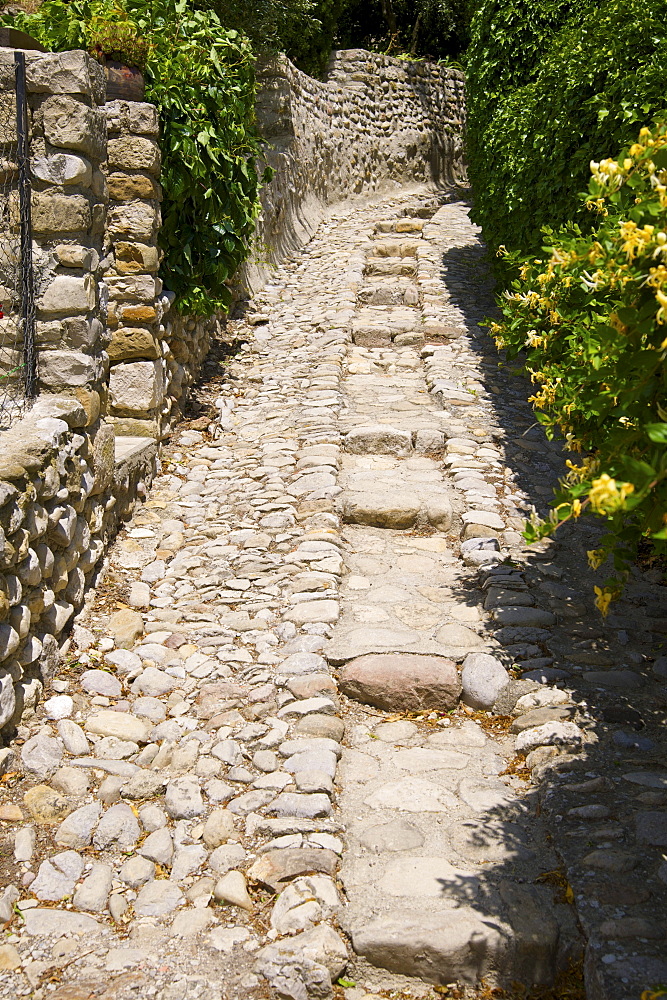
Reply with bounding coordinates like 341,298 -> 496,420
1,193 -> 666,1000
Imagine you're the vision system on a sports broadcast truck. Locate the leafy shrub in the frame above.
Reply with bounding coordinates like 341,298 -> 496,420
466,0 -> 667,261
490,123 -> 667,609
5,0 -> 262,314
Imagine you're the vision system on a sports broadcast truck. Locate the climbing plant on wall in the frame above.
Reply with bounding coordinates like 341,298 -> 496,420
5,0 -> 264,314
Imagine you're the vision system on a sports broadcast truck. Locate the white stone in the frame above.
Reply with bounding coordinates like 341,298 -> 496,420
213,871 -> 253,911
515,721 -> 584,753
44,695 -> 74,720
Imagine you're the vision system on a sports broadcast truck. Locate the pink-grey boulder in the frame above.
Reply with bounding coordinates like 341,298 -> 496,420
339,653 -> 461,712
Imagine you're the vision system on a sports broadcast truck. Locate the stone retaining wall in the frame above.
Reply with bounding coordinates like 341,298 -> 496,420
241,49 -> 465,292
102,99 -> 217,440
0,50 -> 116,736
0,51 -> 164,738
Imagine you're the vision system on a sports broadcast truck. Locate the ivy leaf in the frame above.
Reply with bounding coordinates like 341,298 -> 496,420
645,423 -> 667,443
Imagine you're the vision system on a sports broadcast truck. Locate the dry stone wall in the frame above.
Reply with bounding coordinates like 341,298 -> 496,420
0,50 -> 120,737
0,50 -> 161,739
104,98 -> 165,440
102,100 -> 215,440
242,49 -> 465,291
16,50 -> 107,418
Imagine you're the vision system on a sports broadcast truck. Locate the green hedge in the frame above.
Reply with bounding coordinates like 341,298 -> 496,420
466,0 -> 667,260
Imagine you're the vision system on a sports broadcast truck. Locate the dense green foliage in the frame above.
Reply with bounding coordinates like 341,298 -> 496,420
335,0 -> 472,62
466,0 -> 667,261
284,0 -> 351,77
5,0 -> 262,314
491,125 -> 667,607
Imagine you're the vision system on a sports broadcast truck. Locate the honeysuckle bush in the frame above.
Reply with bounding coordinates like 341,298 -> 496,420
490,123 -> 667,612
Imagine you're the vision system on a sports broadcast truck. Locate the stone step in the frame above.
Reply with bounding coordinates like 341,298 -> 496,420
370,238 -> 421,258
342,424 -> 444,456
337,482 -> 452,531
335,691 -> 581,990
355,306 -> 421,326
357,280 -> 420,307
364,258 -> 417,277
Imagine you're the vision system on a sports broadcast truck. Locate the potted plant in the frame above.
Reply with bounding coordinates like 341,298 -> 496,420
89,16 -> 151,102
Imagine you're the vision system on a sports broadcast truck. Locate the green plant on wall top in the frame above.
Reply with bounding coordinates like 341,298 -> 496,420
88,13 -> 152,69
489,123 -> 667,611
5,0 -> 264,315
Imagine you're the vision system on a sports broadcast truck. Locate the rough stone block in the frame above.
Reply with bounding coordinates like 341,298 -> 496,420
105,275 -> 158,302
104,100 -> 159,136
351,909 -> 504,984
109,360 -> 164,414
461,652 -> 510,710
39,350 -> 99,390
340,653 -> 461,711
107,172 -> 160,201
27,51 -> 102,98
90,422 -> 115,495
107,202 -> 159,242
0,670 -> 16,727
109,416 -> 160,438
113,242 -> 160,274
55,245 -> 98,270
345,425 -> 412,457
32,192 -> 91,234
120,305 -> 158,323
341,490 -> 421,529
107,136 -> 161,175
42,95 -> 106,161
39,275 -> 95,317
107,328 -> 159,362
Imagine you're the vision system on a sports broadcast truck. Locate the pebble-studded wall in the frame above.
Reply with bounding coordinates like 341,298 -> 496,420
242,49 -> 465,292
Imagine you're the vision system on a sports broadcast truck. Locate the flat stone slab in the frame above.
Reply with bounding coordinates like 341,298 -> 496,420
248,847 -> 338,890
351,909 -> 507,984
365,778 -> 458,812
339,653 -> 461,712
327,626 -> 433,663
344,425 -> 413,457
22,908 -> 100,935
340,486 -> 451,530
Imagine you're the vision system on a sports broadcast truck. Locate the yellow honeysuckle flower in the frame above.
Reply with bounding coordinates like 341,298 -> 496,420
656,288 -> 667,324
594,586 -> 613,617
587,549 -> 605,570
588,474 -> 634,514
